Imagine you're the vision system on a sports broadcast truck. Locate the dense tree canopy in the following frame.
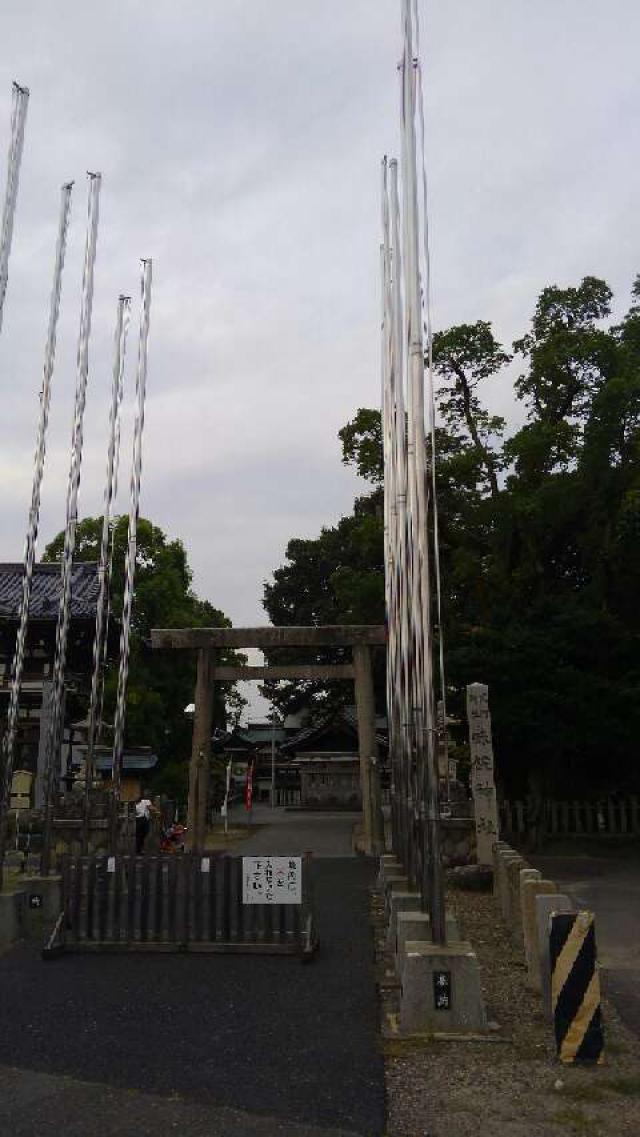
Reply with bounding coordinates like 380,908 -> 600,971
264,275 -> 640,798
44,517 -> 242,801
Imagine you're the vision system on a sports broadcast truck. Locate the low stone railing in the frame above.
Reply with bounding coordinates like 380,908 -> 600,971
492,840 -> 574,1017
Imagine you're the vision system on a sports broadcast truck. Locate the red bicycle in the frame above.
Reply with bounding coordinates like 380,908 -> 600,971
159,823 -> 187,853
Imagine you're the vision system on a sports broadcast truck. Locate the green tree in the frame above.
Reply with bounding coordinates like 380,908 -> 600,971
43,517 -> 244,800
265,274 -> 640,799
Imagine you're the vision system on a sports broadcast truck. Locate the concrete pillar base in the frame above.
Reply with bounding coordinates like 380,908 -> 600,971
383,874 -> 409,918
521,878 -> 558,991
21,875 -> 62,938
395,909 -> 461,977
500,854 -> 524,924
385,890 -> 421,952
0,891 -> 23,952
385,876 -> 412,904
0,876 -> 62,950
377,857 -> 402,889
399,940 -> 488,1034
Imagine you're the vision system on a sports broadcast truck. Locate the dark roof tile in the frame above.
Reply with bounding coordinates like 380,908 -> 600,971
0,562 -> 100,621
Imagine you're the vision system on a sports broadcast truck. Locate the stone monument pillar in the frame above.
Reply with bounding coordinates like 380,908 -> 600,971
466,682 -> 499,865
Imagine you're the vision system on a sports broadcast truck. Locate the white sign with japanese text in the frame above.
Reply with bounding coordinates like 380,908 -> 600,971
466,682 -> 500,865
242,856 -> 302,905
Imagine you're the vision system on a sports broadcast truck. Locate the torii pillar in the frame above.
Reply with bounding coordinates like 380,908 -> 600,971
187,647 -> 215,853
353,644 -> 384,855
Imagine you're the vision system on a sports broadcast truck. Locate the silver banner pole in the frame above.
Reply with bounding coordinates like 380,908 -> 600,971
0,82 -> 29,336
41,173 -> 101,875
389,158 -> 412,876
81,294 -> 131,853
400,0 -> 445,941
0,182 -> 73,888
110,259 -> 152,850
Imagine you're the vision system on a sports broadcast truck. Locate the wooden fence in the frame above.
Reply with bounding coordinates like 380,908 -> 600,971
44,853 -> 317,958
500,797 -> 640,837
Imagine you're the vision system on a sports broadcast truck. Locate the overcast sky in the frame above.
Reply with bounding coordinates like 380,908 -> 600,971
1,1 -> 638,720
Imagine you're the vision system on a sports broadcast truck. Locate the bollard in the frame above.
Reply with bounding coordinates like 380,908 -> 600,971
510,867 -> 540,949
521,877 -> 557,989
550,911 -> 604,1064
500,854 -> 524,925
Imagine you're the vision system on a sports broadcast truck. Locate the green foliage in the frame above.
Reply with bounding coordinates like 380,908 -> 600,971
339,407 -> 384,483
262,492 -> 386,714
43,516 -> 244,783
265,274 -> 640,797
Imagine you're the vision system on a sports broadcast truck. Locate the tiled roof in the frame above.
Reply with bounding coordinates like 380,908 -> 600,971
75,746 -> 158,771
0,562 -> 100,621
94,752 -> 158,772
280,708 -> 388,754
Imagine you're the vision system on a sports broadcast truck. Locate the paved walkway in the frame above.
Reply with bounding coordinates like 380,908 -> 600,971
0,1065 -> 366,1137
0,812 -> 385,1137
532,852 -> 640,1037
230,805 -> 360,857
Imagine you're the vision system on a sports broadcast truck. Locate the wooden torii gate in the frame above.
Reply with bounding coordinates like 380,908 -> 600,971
150,625 -> 386,854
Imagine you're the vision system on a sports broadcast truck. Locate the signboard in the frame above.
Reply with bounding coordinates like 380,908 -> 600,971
433,969 -> 452,1011
28,894 -> 43,910
242,856 -> 302,905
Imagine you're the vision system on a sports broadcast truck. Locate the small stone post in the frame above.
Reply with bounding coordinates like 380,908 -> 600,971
466,683 -> 500,866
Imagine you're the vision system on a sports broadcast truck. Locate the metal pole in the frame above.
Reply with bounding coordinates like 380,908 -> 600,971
0,182 -> 72,889
110,259 -> 152,850
389,158 -> 412,878
0,82 -> 29,337
41,172 -> 101,876
413,40 -> 450,803
399,0 -> 445,941
82,294 -> 131,854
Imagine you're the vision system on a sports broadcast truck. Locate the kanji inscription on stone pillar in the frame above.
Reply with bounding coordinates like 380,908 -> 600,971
466,682 -> 500,865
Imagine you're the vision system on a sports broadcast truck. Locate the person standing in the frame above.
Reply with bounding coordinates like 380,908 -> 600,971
135,792 -> 155,854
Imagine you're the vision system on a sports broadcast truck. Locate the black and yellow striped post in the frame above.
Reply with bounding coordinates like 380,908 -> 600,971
550,910 -> 604,1064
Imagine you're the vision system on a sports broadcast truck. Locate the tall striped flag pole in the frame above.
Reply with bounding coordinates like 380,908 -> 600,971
389,156 -> 413,876
81,294 -> 131,853
0,182 -> 73,889
0,82 -> 29,336
110,259 -> 152,850
41,173 -> 101,875
399,0 -> 445,941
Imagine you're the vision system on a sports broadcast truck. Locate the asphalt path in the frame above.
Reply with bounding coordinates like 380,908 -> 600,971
231,806 -> 360,857
0,813 -> 385,1137
532,852 -> 640,1038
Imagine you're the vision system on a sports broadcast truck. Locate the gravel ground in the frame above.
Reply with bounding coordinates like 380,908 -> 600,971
381,886 -> 640,1137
